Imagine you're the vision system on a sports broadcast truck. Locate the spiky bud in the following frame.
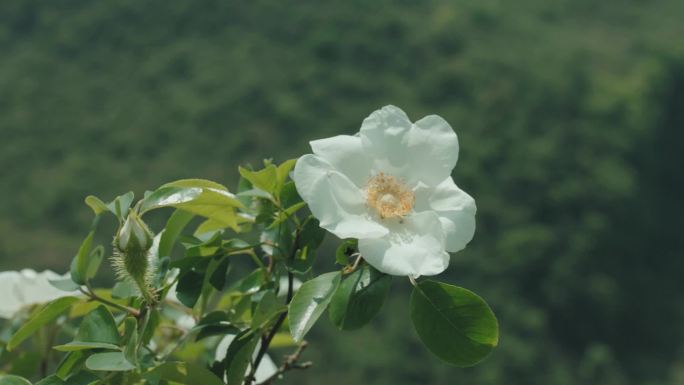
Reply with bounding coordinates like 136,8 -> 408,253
112,211 -> 156,304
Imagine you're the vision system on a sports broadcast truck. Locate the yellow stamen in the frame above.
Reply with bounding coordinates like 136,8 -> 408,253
365,172 -> 415,219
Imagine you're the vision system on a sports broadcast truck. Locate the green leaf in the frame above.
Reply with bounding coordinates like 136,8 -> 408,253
139,179 -> 243,231
335,239 -> 358,266
286,246 -> 316,274
84,195 -> 108,215
55,351 -> 85,379
299,218 -> 326,250
35,375 -> 65,385
278,181 -> 301,208
7,296 -> 79,351
329,264 -> 392,330
410,280 -> 499,367
0,375 -> 32,385
145,362 -> 224,385
268,202 -> 306,228
60,372 -> 98,385
84,245 -> 104,281
239,164 -> 278,194
285,218 -> 326,274
260,221 -> 292,260
288,272 -> 341,342
251,290 -> 287,329
85,352 -> 135,371
70,215 -> 102,285
53,342 -> 120,352
176,270 -> 205,308
276,158 -> 297,186
106,191 -> 135,221
158,209 -> 195,258
208,256 -> 231,290
223,330 -> 258,385
48,277 -> 81,292
122,317 -> 138,366
111,281 -> 137,299
74,305 -> 120,345
194,311 -> 240,342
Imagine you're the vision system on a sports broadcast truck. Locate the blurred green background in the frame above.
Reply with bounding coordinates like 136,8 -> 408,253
2,1 -> 684,384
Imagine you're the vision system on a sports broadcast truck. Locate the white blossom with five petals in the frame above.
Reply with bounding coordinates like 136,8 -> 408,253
293,105 -> 476,277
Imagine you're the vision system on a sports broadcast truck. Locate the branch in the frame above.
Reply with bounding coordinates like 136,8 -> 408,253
261,341 -> 312,384
245,271 -> 295,385
80,287 -> 141,317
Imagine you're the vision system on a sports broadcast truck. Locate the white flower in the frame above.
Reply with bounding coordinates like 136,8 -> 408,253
215,334 -> 278,384
293,105 -> 476,276
0,269 -> 76,319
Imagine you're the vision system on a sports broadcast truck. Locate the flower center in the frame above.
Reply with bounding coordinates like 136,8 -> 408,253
365,172 -> 415,219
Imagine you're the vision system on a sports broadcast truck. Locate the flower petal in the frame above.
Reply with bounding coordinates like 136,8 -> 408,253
358,211 -> 449,276
310,135 -> 372,187
0,269 -> 77,319
0,271 -> 23,318
359,106 -> 459,186
407,114 -> 459,186
293,154 -> 388,239
415,177 -> 476,252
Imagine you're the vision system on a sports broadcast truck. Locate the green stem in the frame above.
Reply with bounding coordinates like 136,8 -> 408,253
81,286 -> 141,317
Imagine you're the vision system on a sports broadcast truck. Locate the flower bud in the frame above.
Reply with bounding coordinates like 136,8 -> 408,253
117,211 -> 153,253
112,211 -> 156,304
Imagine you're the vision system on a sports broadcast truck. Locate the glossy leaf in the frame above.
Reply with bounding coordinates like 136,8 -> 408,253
223,330 -> 258,385
74,305 -> 120,345
329,264 -> 392,330
299,217 -> 326,250
85,352 -> 135,371
70,215 -> 101,285
208,256 -> 231,290
194,311 -> 240,341
53,342 -> 120,352
122,317 -> 138,366
7,296 -> 80,351
0,375 -> 33,385
60,372 -> 98,385
239,164 -> 278,194
158,209 -> 195,258
278,181 -> 301,208
276,159 -> 297,185
288,272 -> 341,342
268,202 -> 306,228
251,290 -> 287,329
84,245 -> 104,282
139,179 -> 243,231
145,362 -> 224,385
176,270 -> 205,308
106,191 -> 135,221
35,375 -> 66,385
84,195 -> 108,215
410,280 -> 499,367
55,351 -> 85,379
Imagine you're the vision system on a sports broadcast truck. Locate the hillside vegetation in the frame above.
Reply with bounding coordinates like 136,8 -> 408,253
1,1 -> 683,384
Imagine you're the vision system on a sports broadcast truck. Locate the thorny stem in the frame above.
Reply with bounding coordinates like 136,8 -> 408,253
245,272 -> 295,385
245,198 -> 303,384
261,341 -> 313,384
80,286 -> 141,317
